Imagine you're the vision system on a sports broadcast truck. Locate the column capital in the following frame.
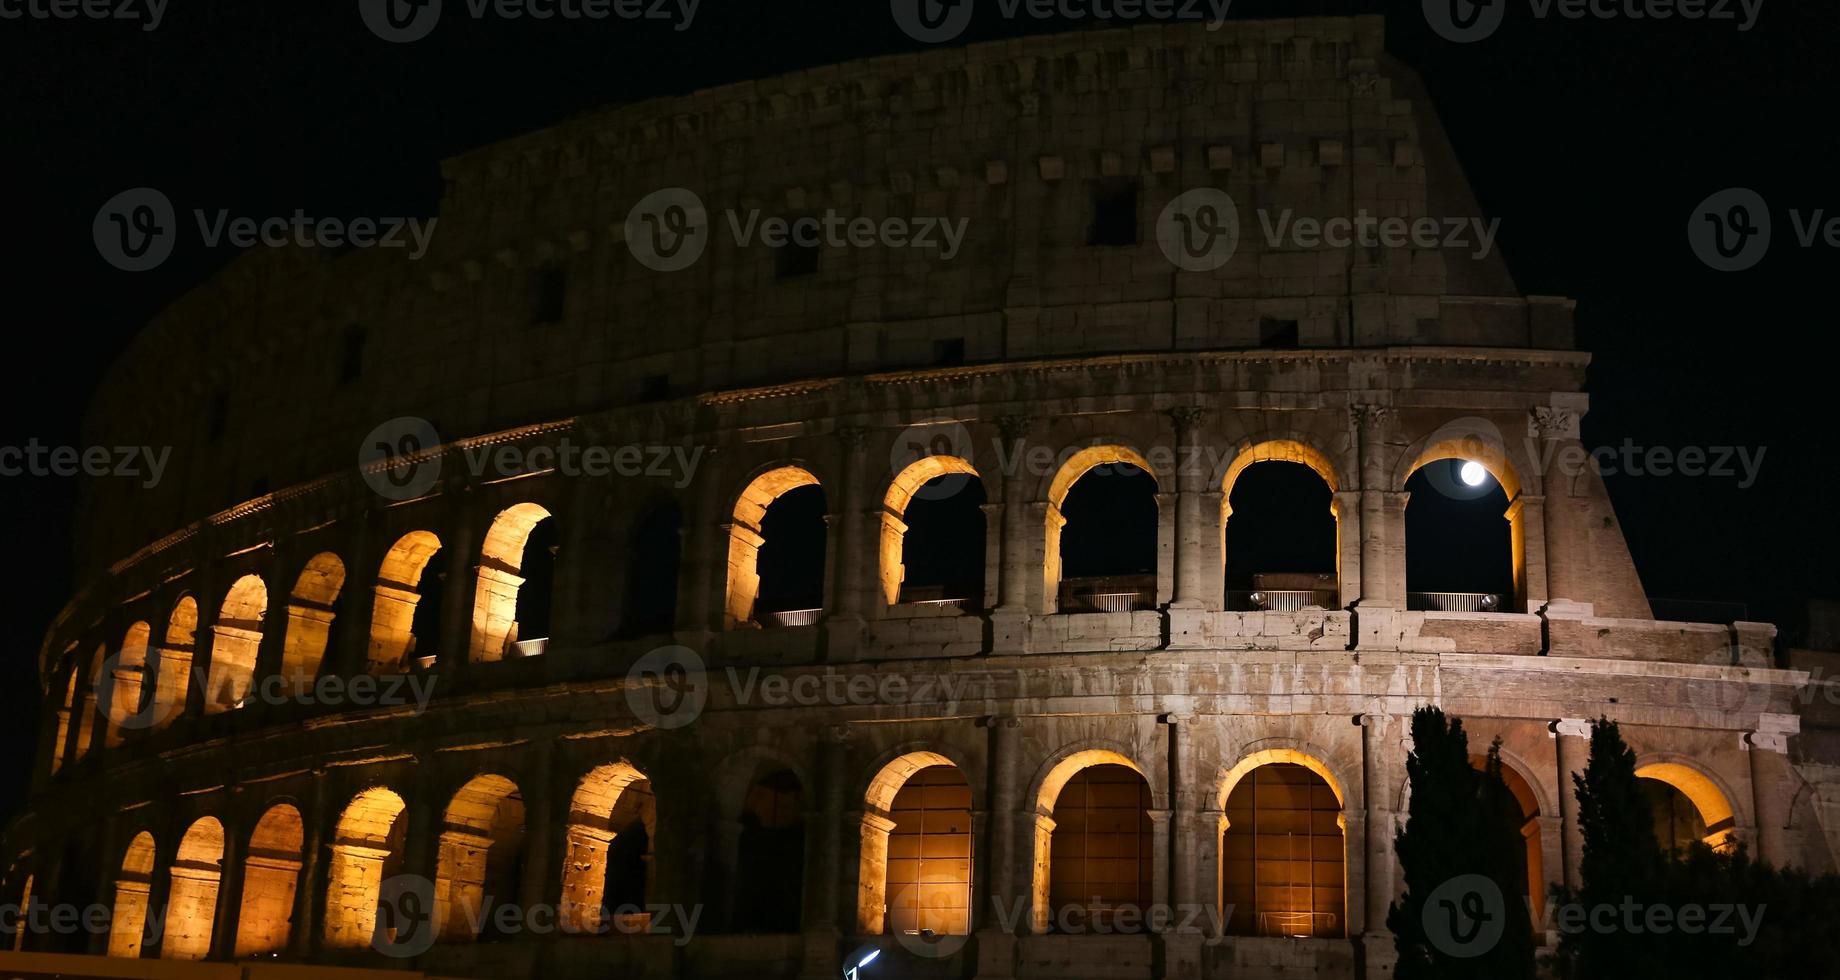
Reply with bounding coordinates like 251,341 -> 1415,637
1167,405 -> 1208,434
835,425 -> 871,452
1530,407 -> 1580,441
1549,718 -> 1592,739
978,714 -> 1023,730
997,414 -> 1036,442
1350,403 -> 1393,431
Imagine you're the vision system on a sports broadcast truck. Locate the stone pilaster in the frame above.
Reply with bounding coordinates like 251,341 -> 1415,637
1551,718 -> 1592,890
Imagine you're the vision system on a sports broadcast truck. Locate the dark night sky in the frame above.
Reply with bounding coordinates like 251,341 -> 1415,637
2,0 -> 1834,823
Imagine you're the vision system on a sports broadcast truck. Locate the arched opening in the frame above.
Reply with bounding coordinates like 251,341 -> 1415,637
601,782 -> 656,933
859,753 -> 973,938
620,502 -> 682,637
1403,441 -> 1525,612
206,576 -> 268,713
235,803 -> 304,956
1221,445 -> 1340,611
434,774 -> 526,942
281,554 -> 345,690
734,769 -> 805,933
104,623 -> 150,747
1046,764 -> 1155,932
149,597 -> 198,729
76,646 -> 103,758
1220,758 -> 1346,939
1635,763 -> 1737,854
107,831 -> 156,958
323,787 -> 408,949
51,663 -> 77,773
160,816 -> 225,960
9,873 -> 31,951
368,531 -> 443,673
1047,449 -> 1159,614
470,504 -> 557,662
726,467 -> 826,628
882,457 -> 988,610
1473,755 -> 1544,930
560,762 -> 651,934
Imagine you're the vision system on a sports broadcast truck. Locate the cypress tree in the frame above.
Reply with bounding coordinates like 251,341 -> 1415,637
1389,706 -> 1536,980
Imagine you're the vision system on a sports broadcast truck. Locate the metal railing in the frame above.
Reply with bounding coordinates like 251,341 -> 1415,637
1058,574 -> 1156,613
1228,589 -> 1340,612
1407,591 -> 1501,613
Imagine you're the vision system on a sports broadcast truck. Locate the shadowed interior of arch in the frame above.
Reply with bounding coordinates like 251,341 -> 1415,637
560,762 -> 654,935
1224,460 -> 1338,611
368,531 -> 443,673
1635,763 -> 1737,853
725,467 -> 826,628
1054,461 -> 1158,613
883,457 -> 988,608
734,768 -> 804,932
470,503 -> 557,662
281,553 -> 345,689
434,774 -> 526,942
1405,460 -> 1515,609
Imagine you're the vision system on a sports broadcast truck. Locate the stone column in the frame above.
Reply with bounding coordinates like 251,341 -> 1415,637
1535,814 -> 1563,942
982,716 -> 1023,922
210,807 -> 246,960
1352,405 -> 1392,603
1357,714 -> 1394,941
1165,716 -> 1201,917
1532,407 -> 1582,605
1332,491 -> 1363,609
291,772 -> 327,958
1505,494 -> 1548,613
1551,718 -> 1591,890
799,727 -> 846,980
518,742 -> 555,914
1148,810 -> 1173,911
992,415 -> 1036,652
1748,715 -> 1800,868
1168,409 -> 1209,610
437,498 -> 479,683
680,441 -> 724,642
826,427 -> 869,661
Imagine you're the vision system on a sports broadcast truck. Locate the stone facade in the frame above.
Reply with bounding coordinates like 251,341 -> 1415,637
6,16 -> 1833,980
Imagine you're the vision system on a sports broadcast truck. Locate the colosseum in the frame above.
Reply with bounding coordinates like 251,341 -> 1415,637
4,14 -> 1833,980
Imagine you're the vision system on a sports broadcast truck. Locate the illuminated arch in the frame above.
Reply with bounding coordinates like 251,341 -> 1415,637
1043,445 -> 1162,615
1635,761 -> 1738,849
470,503 -> 555,662
107,831 -> 157,958
433,774 -> 525,942
857,751 -> 974,937
1026,747 -> 1151,933
323,787 -> 407,949
160,816 -> 225,960
1221,761 -> 1346,938
1216,438 -> 1344,609
1473,752 -> 1547,929
560,762 -> 651,933
206,575 -> 269,713
150,596 -> 198,729
880,455 -> 984,606
104,622 -> 151,747
725,466 -> 822,627
235,803 -> 305,956
281,553 -> 345,688
367,531 -> 442,673
1216,747 -> 1348,811
1399,427 -> 1532,610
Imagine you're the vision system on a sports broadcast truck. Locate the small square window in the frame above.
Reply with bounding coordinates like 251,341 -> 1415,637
530,266 -> 567,324
1087,179 -> 1139,247
1259,318 -> 1300,348
934,338 -> 966,366
775,219 -> 821,280
338,325 -> 367,385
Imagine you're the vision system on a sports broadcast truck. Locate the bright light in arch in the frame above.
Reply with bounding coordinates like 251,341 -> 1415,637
1459,460 -> 1489,487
